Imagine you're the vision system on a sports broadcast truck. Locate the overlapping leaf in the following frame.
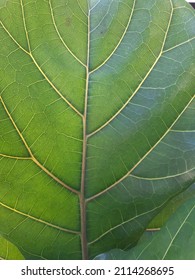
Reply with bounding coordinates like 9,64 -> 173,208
0,0 -> 195,259
149,183 -> 195,228
95,198 -> 195,260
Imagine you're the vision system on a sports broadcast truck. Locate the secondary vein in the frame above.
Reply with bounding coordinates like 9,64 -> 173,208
0,201 -> 80,235
0,97 -> 79,195
86,94 -> 194,203
87,0 -> 174,138
48,0 -> 86,68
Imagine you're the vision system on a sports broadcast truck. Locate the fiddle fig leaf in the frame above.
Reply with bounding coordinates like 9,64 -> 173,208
0,0 -> 194,259
149,183 -> 195,228
0,235 -> 24,260
95,198 -> 195,260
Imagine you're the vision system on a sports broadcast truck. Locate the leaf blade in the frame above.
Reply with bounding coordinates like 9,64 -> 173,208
0,0 -> 194,259
0,235 -> 24,260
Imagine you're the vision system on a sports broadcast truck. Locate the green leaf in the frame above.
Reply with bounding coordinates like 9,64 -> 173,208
95,198 -> 195,260
0,0 -> 195,259
149,183 -> 195,228
0,235 -> 24,260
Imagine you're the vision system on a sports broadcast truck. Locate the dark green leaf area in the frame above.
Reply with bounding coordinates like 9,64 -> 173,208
95,198 -> 195,260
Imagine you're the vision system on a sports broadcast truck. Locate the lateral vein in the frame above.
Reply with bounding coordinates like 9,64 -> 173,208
162,203 -> 195,259
87,95 -> 194,202
0,154 -> 31,160
87,0 -> 174,138
48,0 -> 86,68
163,37 -> 195,53
0,202 -> 80,235
0,11 -> 83,118
89,0 -> 136,74
88,198 -> 170,245
0,97 -> 79,195
128,167 -> 195,181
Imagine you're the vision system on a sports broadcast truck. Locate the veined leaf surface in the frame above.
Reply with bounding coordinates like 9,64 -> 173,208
95,198 -> 195,260
0,0 -> 195,259
0,235 -> 24,260
149,183 -> 195,228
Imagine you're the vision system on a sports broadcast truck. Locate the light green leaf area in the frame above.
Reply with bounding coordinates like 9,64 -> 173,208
0,0 -> 195,259
0,235 -> 24,260
95,198 -> 195,260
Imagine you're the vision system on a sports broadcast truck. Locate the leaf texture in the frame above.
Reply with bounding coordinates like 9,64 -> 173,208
95,198 -> 195,260
0,235 -> 24,260
149,182 -> 195,228
0,0 -> 195,259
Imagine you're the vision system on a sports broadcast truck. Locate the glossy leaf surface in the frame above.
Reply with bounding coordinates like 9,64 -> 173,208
0,0 -> 195,259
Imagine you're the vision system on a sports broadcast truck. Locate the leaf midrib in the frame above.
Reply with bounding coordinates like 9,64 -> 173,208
79,4 -> 90,260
